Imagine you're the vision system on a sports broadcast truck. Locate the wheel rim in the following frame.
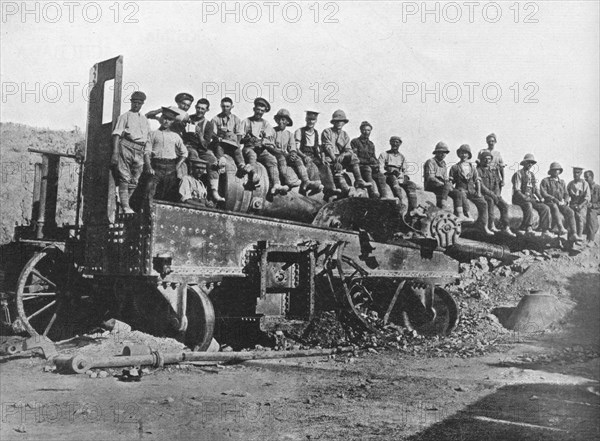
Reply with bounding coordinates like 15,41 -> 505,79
184,285 -> 216,351
15,248 -> 67,337
401,286 -> 459,336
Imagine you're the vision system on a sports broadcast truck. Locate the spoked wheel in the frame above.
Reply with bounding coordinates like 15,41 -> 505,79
14,248 -> 69,338
400,283 -> 459,336
183,285 -> 216,351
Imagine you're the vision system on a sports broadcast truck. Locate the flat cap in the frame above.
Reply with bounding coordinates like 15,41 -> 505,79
486,133 -> 497,142
389,136 -> 402,143
175,92 -> 194,103
572,166 -> 584,171
359,121 -> 373,130
131,91 -> 146,102
479,150 -> 493,160
253,97 -> 271,112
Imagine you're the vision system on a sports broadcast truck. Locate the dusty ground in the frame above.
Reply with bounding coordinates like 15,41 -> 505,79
1,244 -> 599,441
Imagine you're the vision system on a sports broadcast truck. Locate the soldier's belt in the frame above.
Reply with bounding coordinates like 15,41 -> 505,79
120,138 -> 146,150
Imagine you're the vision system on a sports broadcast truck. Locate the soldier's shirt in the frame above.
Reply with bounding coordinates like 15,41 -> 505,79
379,150 -> 407,180
179,175 -> 207,202
186,115 -> 214,151
567,179 -> 591,205
240,117 -> 275,142
274,128 -> 294,153
112,110 -> 150,144
424,158 -> 448,184
211,112 -> 243,142
477,166 -> 502,195
512,169 -> 537,195
321,128 -> 351,155
351,137 -> 378,166
540,176 -> 568,202
295,128 -> 317,150
478,148 -> 505,170
145,129 -> 187,159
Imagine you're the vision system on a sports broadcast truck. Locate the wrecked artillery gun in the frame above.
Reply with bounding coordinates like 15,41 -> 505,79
0,56 -> 536,353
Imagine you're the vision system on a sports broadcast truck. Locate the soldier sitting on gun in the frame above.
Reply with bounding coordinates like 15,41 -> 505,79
351,121 -> 393,200
511,154 -> 552,237
294,111 -> 338,201
182,98 -> 225,204
478,150 -> 516,237
143,107 -> 188,203
146,92 -> 194,137
424,142 -> 463,212
273,109 -> 323,195
567,166 -> 591,242
111,90 -> 150,214
584,170 -> 600,243
449,144 -> 493,234
179,151 -> 214,208
321,110 -> 370,197
240,97 -> 289,196
379,136 -> 419,215
540,162 -> 576,239
210,97 -> 247,177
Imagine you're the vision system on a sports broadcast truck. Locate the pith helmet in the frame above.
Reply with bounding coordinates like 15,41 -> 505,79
548,162 -> 563,174
432,141 -> 450,154
520,153 -> 537,166
330,109 -> 348,124
457,144 -> 472,159
274,108 -> 293,126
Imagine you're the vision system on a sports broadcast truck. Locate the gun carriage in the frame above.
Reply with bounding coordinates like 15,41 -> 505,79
2,56 -> 532,351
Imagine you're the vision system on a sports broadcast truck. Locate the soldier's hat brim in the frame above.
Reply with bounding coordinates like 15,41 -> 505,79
175,92 -> 194,103
161,106 -> 180,119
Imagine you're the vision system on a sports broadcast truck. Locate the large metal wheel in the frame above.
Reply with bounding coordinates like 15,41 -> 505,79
14,247 -> 68,338
400,283 -> 459,336
184,285 -> 216,351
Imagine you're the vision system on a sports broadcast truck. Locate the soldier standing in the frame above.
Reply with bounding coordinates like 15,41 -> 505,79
351,121 -> 393,199
477,133 -> 505,188
449,145 -> 493,234
477,150 -> 515,236
540,162 -> 576,238
146,92 -> 194,137
111,90 -> 150,214
379,136 -> 419,214
584,170 -> 600,242
143,107 -> 188,203
567,166 -> 591,241
511,154 -> 552,237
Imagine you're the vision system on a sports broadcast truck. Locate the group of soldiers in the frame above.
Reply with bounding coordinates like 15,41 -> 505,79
111,91 -> 600,243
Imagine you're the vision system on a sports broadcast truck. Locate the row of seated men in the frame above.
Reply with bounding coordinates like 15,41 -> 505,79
111,91 -> 600,244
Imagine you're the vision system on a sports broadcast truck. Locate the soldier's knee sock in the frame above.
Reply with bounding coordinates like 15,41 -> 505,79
118,182 -> 132,211
333,172 -> 350,194
351,164 -> 370,188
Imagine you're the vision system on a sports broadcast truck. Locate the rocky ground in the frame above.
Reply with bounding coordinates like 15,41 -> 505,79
1,241 -> 599,440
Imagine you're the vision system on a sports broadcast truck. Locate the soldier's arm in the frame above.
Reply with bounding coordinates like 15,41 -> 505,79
321,130 -> 337,162
145,108 -> 162,120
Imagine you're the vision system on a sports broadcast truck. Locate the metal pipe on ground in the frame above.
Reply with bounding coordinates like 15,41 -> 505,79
54,347 -> 354,374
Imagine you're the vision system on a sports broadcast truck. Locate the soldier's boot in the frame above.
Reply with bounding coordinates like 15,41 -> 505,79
407,191 -> 421,216
267,166 -> 289,195
296,164 -> 316,194
209,179 -> 225,203
118,183 -> 135,214
351,164 -> 371,189
333,172 -> 352,197
379,183 -> 395,201
455,206 -> 474,223
367,181 -> 381,199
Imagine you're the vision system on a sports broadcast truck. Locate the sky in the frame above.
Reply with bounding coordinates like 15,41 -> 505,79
1,1 -> 599,197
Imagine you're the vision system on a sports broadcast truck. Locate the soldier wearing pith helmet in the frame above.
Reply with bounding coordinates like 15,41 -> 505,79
540,162 -> 576,238
111,90 -> 150,213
